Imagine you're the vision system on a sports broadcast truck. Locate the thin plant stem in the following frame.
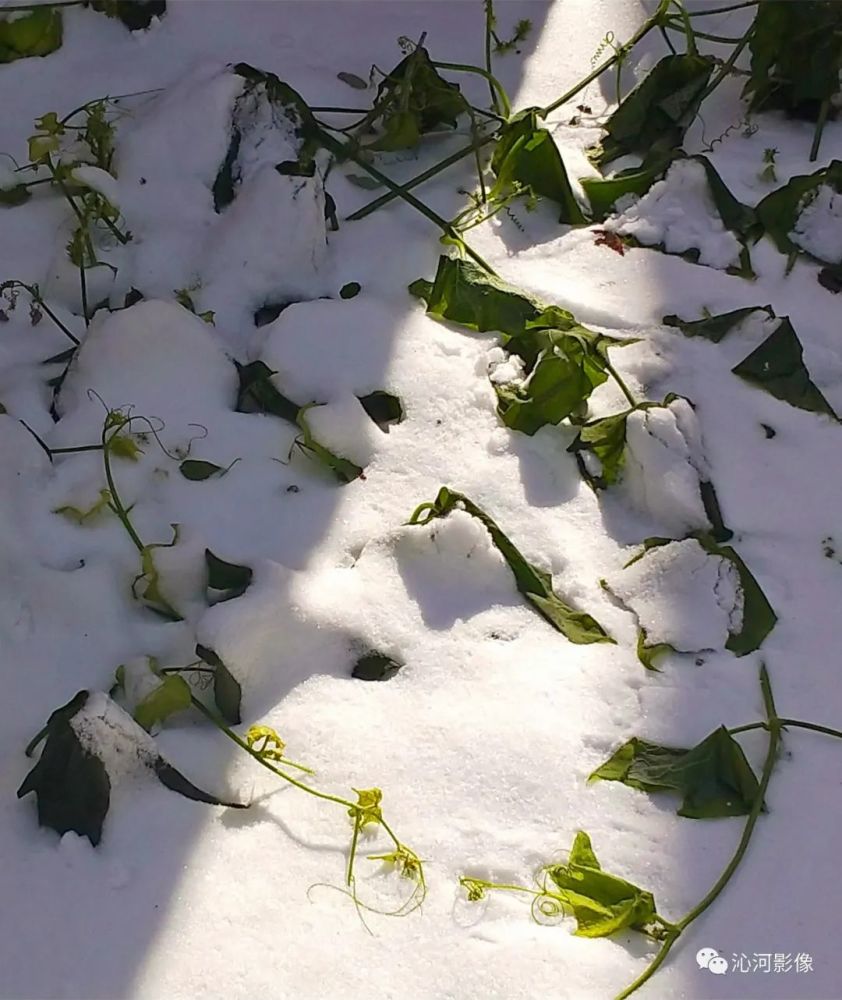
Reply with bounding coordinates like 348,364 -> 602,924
605,360 -> 637,407
101,422 -> 144,553
484,1 -> 499,114
189,695 -> 355,810
685,0 -> 758,16
730,718 -> 842,741
698,23 -> 754,103
0,0 -> 81,8
615,664 -> 781,1000
2,280 -> 79,345
346,814 -> 362,885
50,443 -> 103,455
432,61 -> 511,120
346,132 -> 496,221
810,99 -> 830,163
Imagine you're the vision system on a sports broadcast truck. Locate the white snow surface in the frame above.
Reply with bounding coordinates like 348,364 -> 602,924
3,3 -> 842,1000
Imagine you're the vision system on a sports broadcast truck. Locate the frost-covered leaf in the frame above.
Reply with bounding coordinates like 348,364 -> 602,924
409,487 -> 612,644
17,691 -> 109,846
0,7 -> 63,63
589,726 -> 760,819
89,1 -> 166,31
663,305 -> 775,343
54,488 -> 113,525
205,548 -> 253,601
544,831 -> 659,938
731,317 -> 837,419
197,644 -> 242,725
133,674 -> 191,732
352,652 -> 403,681
744,1 -> 842,119
590,54 -> 714,167
358,390 -> 403,430
491,108 -> 586,224
754,160 -> 842,263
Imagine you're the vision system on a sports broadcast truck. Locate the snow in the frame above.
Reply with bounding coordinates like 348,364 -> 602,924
3,2 -> 842,1000
604,538 -> 743,652
70,691 -> 158,781
790,183 -> 842,264
604,159 -> 742,270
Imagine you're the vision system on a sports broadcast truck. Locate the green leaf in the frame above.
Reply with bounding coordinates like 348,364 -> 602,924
132,528 -> 183,622
369,46 -> 465,150
205,548 -> 253,600
0,7 -> 63,63
543,831 -> 659,938
54,488 -> 113,525
17,691 -> 110,846
89,1 -> 166,31
753,160 -> 842,262
663,305 -> 775,344
568,409 -> 632,488
409,255 -> 543,339
337,71 -> 368,90
637,628 -> 675,671
153,758 -> 246,808
490,108 -> 586,224
352,652 -> 403,681
0,184 -> 31,207
358,390 -> 403,429
179,459 -> 238,481
744,1 -> 842,119
196,644 -> 242,725
133,675 -> 191,731
340,281 -> 361,299
581,153 -> 675,222
589,726 -> 761,819
409,487 -> 612,644
590,54 -> 714,167
296,406 -> 364,483
731,317 -> 837,419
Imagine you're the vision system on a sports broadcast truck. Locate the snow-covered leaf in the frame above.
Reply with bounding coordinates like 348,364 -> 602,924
581,152 -> 674,222
731,317 -> 837,419
0,184 -> 31,207
205,548 -> 253,601
352,652 -> 403,681
358,390 -> 403,430
197,644 -> 242,725
590,726 -> 761,819
89,1 -> 166,31
133,674 -> 191,732
754,160 -> 842,264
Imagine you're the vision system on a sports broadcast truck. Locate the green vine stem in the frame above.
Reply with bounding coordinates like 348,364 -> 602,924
483,1 -> 499,114
697,20 -> 755,104
431,61 -> 512,120
100,415 -> 145,552
604,360 -> 637,407
729,718 -> 842,741
810,98 -> 830,163
615,664 -> 781,1000
684,0 -> 758,16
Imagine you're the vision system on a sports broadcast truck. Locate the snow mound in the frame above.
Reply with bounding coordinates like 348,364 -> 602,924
790,184 -> 842,263
70,692 -> 157,783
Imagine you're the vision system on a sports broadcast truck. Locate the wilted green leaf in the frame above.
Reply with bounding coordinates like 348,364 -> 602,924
663,305 -> 775,343
17,691 -> 109,846
589,726 -> 761,819
133,674 -> 191,731
731,317 -> 837,419
340,281 -> 361,299
744,1 -> 842,119
590,54 -> 714,167
196,644 -> 242,725
132,527 -> 183,622
54,488 -> 113,525
153,758 -> 246,808
409,486 -> 612,644
369,47 -> 465,150
0,7 -> 63,64
205,548 -> 253,600
491,108 -> 586,223
352,652 -> 403,681
358,390 -> 403,429
543,831 -> 659,937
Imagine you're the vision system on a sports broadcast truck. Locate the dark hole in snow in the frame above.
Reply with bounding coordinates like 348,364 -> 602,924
212,127 -> 242,213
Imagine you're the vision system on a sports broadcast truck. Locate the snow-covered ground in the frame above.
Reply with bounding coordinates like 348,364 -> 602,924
2,2 -> 842,999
